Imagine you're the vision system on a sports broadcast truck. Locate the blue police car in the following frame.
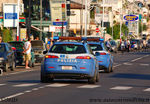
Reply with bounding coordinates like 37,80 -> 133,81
41,37 -> 99,84
87,37 -> 113,73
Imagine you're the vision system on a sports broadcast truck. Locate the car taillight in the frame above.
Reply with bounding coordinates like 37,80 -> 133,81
45,55 -> 58,58
100,52 -> 106,55
76,56 -> 91,59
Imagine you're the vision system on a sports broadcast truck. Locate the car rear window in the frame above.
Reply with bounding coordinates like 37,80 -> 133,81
49,44 -> 86,54
89,44 -> 103,51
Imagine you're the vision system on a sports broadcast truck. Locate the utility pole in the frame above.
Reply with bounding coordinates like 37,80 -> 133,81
120,0 -> 122,41
17,0 -> 20,41
84,0 -> 88,36
112,8 -> 113,39
80,0 -> 83,36
102,0 -> 104,39
40,0 -> 42,40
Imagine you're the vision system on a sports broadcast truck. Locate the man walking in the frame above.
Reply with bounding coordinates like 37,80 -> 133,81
23,38 -> 31,69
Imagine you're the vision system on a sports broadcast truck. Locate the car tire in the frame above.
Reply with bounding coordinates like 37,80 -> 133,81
10,61 -> 15,71
4,63 -> 9,72
28,60 -> 32,67
32,62 -> 35,67
106,64 -> 111,73
96,72 -> 100,82
88,71 -> 96,84
111,65 -> 113,72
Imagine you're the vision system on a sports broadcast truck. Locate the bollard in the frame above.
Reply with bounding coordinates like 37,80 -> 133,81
0,68 -> 3,76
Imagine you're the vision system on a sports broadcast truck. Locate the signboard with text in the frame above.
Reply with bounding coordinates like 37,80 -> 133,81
50,0 -> 66,22
3,3 -> 18,27
124,15 -> 139,21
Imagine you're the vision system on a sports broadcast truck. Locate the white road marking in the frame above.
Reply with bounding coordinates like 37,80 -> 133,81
32,88 -> 39,91
123,63 -> 133,65
131,57 -> 142,62
143,88 -> 150,92
13,83 -> 38,87
78,85 -> 100,88
113,64 -> 122,68
24,90 -> 32,93
45,83 -> 70,87
131,55 -> 149,62
110,86 -> 132,90
140,64 -> 149,66
0,84 -> 6,86
0,93 -> 24,102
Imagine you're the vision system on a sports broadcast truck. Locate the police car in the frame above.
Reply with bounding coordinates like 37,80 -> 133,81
86,37 -> 113,73
41,37 -> 99,84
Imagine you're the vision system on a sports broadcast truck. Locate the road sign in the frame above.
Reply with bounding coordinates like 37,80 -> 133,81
53,22 -> 67,26
96,28 -> 99,33
124,15 -> 139,21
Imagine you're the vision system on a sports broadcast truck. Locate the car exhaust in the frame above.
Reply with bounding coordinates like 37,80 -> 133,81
0,68 -> 3,76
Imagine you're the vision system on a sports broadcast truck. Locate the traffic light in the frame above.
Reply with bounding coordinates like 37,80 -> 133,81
66,0 -> 70,16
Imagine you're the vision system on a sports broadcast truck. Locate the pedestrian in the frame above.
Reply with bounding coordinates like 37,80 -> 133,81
120,40 -> 125,54
143,40 -> 147,52
23,38 -> 31,69
106,38 -> 112,52
126,39 -> 130,52
0,36 -> 2,43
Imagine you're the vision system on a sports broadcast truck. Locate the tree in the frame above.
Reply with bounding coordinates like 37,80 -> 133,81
106,23 -> 129,40
2,28 -> 13,42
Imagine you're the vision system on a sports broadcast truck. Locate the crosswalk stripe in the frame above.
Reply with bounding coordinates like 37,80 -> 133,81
143,88 -> 150,92
110,86 -> 132,90
123,63 -> 133,65
45,83 -> 70,87
13,83 -> 38,87
77,85 -> 100,88
140,64 -> 149,66
0,84 -> 6,86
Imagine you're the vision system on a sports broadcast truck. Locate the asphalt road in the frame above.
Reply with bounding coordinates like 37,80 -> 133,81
0,50 -> 150,104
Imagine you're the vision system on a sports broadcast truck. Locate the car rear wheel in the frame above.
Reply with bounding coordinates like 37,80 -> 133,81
96,72 -> 100,82
4,63 -> 9,72
106,64 -> 111,73
10,61 -> 15,71
88,71 -> 96,84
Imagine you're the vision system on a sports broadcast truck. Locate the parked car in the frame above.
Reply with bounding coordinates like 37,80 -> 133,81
87,38 -> 113,73
0,43 -> 15,72
41,36 -> 99,84
110,40 -> 118,53
147,39 -> 150,48
8,41 -> 35,67
130,39 -> 143,50
31,40 -> 45,63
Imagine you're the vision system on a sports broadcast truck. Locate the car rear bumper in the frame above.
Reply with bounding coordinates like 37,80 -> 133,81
44,73 -> 91,79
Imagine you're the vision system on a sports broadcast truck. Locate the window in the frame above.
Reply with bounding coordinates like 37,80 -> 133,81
49,44 -> 86,54
89,44 -> 103,51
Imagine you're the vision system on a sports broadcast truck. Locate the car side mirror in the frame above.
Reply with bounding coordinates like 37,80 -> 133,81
95,52 -> 100,56
43,51 -> 47,54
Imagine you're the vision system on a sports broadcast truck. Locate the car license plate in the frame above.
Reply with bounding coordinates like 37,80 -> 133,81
62,66 -> 72,70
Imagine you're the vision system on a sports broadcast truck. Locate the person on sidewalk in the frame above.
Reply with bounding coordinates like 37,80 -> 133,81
23,38 -> 31,69
0,36 -> 2,43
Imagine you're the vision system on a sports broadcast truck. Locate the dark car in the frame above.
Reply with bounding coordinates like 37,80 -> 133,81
130,39 -> 143,50
0,43 -> 15,72
110,40 -> 118,53
31,40 -> 45,63
8,41 -> 35,67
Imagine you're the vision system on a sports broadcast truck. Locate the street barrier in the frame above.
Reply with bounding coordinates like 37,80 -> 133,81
0,68 -> 3,76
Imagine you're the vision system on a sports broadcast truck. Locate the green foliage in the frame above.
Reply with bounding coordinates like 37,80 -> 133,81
2,28 -> 13,42
143,24 -> 147,31
106,23 -> 129,40
90,8 -> 95,19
